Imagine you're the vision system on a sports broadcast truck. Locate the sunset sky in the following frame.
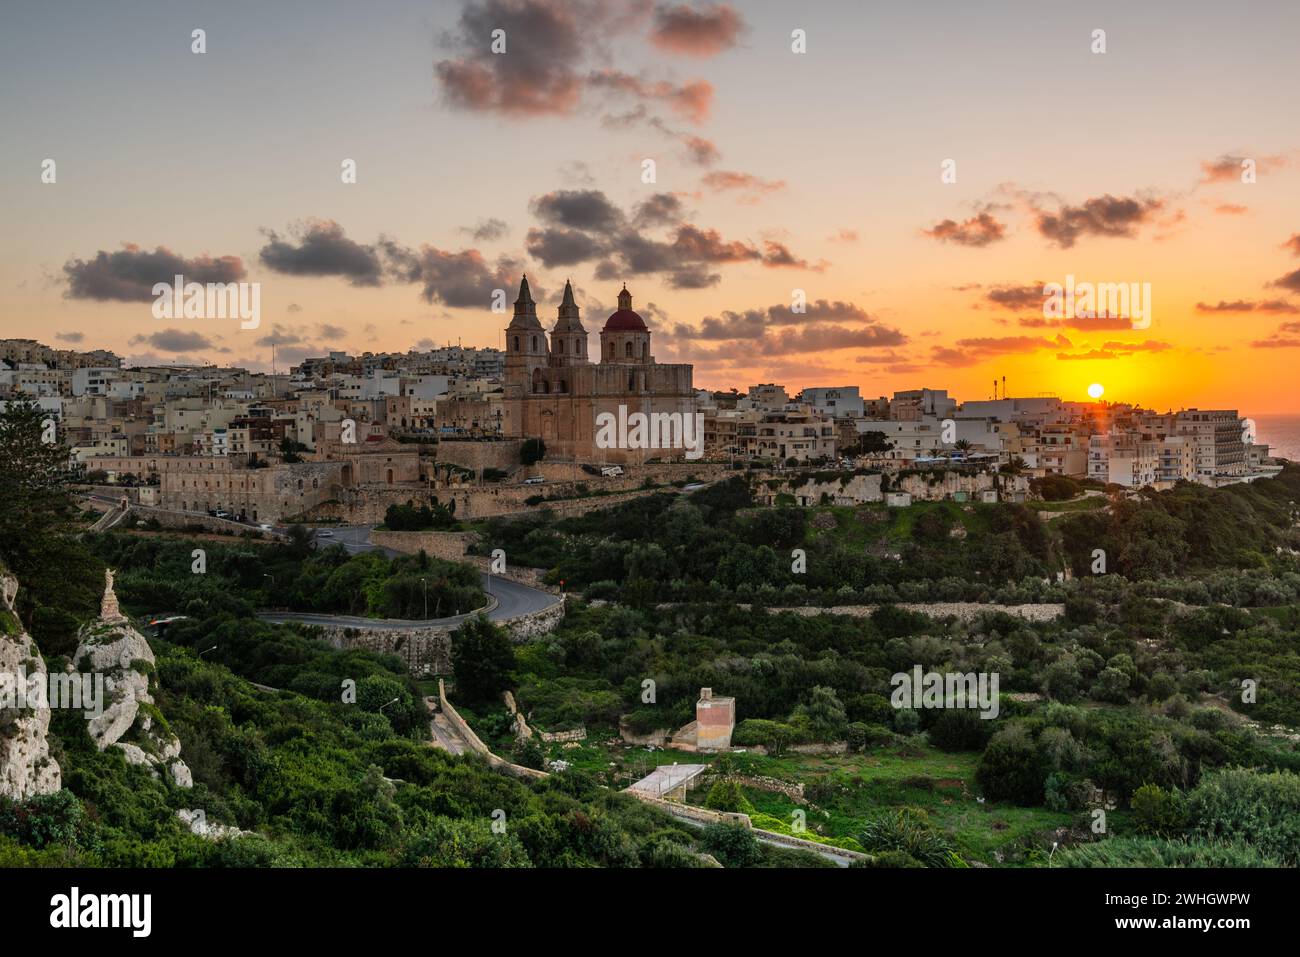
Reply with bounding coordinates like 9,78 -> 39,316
3,0 -> 1300,412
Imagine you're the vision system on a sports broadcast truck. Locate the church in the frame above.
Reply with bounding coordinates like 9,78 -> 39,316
500,276 -> 696,463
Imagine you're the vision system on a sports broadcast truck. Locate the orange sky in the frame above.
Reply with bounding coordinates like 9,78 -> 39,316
3,1 -> 1299,412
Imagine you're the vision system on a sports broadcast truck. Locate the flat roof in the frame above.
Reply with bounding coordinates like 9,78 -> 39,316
627,764 -> 709,797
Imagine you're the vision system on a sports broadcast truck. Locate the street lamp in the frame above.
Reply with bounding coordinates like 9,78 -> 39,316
420,577 -> 428,619
197,645 -> 218,658
378,697 -> 401,713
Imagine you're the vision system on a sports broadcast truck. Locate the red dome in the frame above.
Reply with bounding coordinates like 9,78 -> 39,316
604,309 -> 647,332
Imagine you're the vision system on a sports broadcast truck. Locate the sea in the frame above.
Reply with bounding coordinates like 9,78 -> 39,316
1254,414 -> 1300,463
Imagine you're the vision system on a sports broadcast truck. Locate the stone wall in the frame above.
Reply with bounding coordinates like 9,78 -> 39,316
317,625 -> 453,676
436,439 -> 523,474
369,529 -> 478,562
437,679 -> 548,782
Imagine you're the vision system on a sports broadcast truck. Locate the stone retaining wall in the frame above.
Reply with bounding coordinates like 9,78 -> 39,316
437,679 -> 548,782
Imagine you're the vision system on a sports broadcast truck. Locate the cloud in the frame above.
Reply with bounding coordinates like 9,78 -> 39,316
530,189 -> 625,231
632,192 -> 686,229
829,229 -> 859,244
258,219 -> 386,285
701,170 -> 786,201
681,134 -> 720,166
984,284 -> 1046,311
62,243 -> 245,302
523,187 -> 814,287
1269,268 -> 1300,295
931,335 -> 1069,367
526,227 -> 609,267
1250,337 -> 1300,349
317,323 -> 348,338
760,240 -> 820,270
1056,339 -> 1172,360
55,331 -> 84,343
1195,299 -> 1299,314
461,218 -> 509,241
435,0 -> 589,117
1018,314 -> 1135,331
1213,203 -> 1249,216
1283,233 -> 1300,257
587,70 -> 713,124
669,298 -> 895,352
1035,194 -> 1164,248
922,212 -> 1006,247
649,3 -> 745,56
1200,154 -> 1288,183
128,328 -> 216,352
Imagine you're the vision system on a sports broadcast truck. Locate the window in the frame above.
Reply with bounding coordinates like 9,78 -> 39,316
531,335 -> 538,351
625,341 -> 633,358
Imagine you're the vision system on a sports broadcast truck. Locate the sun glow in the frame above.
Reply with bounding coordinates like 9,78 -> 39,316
1087,383 -> 1105,399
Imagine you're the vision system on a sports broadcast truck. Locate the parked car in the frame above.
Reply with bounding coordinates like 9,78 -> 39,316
600,465 -> 624,477
316,529 -> 334,537
523,476 -> 545,485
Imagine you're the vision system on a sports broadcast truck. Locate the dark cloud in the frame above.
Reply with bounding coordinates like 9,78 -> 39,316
55,331 -> 84,343
410,247 -> 521,308
984,284 -> 1046,311
317,323 -> 348,338
128,328 -> 216,352
63,243 -> 245,302
1035,194 -> 1164,248
670,298 -> 893,350
922,212 -> 1006,247
1270,268 -> 1300,295
1195,299 -> 1299,314
461,218 -> 509,241
650,3 -> 745,56
1283,233 -> 1300,257
632,193 -> 685,229
530,189 -> 625,232
1250,337 -> 1300,349
525,227 -> 608,267
258,219 -> 385,285
761,240 -> 819,270
435,0 -> 588,116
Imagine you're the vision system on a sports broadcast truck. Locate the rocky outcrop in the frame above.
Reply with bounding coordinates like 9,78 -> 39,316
70,569 -> 192,788
0,567 -> 62,801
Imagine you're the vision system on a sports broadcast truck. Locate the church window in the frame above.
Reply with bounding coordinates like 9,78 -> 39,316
513,336 -> 520,351
625,341 -> 633,358
628,374 -> 635,392
531,335 -> 538,351
642,341 -> 648,358
558,339 -> 565,353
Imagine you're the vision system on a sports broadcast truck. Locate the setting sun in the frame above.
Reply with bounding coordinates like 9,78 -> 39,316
1088,383 -> 1105,399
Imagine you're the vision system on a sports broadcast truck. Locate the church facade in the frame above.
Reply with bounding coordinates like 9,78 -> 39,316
500,276 -> 696,463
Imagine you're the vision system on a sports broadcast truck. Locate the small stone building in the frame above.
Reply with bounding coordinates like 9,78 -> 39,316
695,688 -> 735,751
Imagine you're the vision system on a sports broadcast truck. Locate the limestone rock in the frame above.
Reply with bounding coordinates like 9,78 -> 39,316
0,567 -> 62,801
69,568 -> 192,788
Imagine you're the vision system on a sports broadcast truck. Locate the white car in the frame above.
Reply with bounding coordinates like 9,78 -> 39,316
316,529 -> 334,537
523,476 -> 545,485
600,465 -> 624,477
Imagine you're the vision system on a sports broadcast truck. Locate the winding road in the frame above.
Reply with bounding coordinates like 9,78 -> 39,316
255,524 -> 560,631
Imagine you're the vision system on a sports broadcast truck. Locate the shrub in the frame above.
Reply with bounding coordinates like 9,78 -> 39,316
1130,783 -> 1189,837
857,808 -> 960,868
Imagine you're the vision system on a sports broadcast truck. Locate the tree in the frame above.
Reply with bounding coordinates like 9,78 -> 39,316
449,614 -> 516,703
793,685 -> 848,742
0,400 -> 75,573
521,438 -> 546,466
